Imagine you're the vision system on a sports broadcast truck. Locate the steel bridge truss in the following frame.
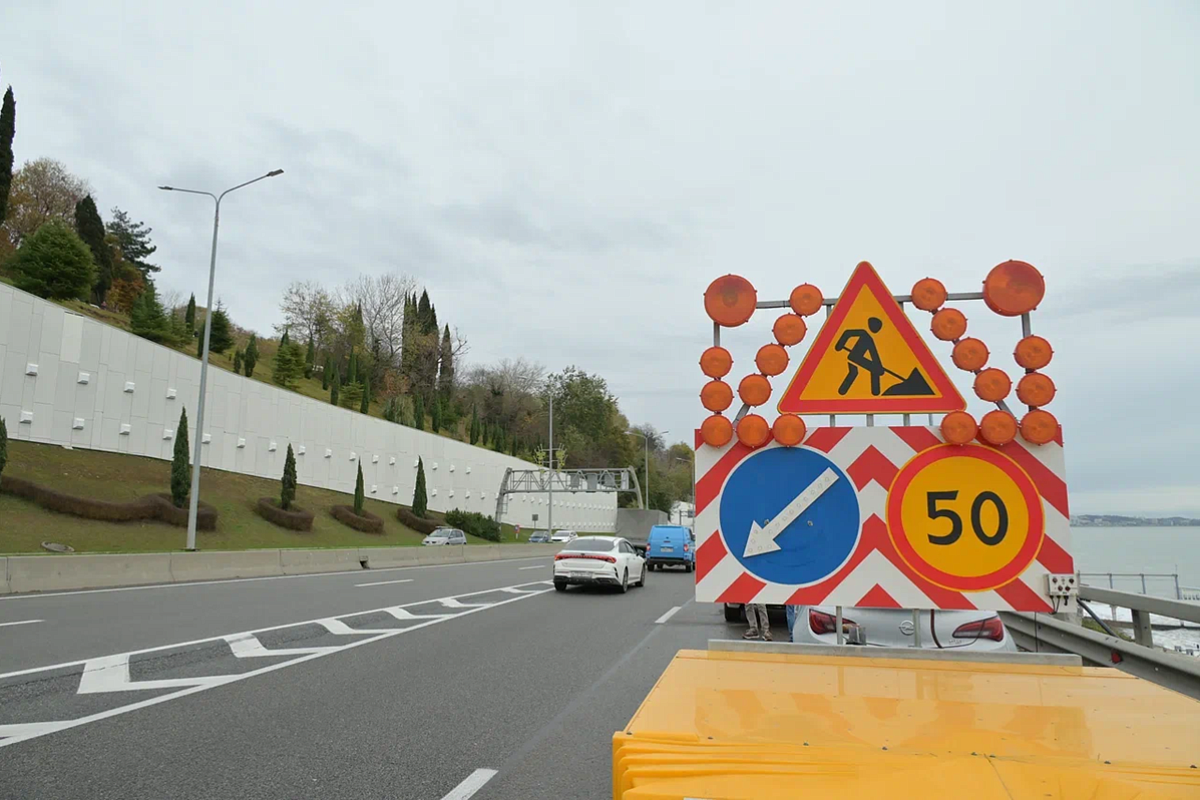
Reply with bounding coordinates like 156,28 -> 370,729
494,467 -> 642,524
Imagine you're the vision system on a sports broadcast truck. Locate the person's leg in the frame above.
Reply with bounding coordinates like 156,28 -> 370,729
785,605 -> 797,642
743,603 -> 760,639
756,604 -> 771,640
838,364 -> 859,396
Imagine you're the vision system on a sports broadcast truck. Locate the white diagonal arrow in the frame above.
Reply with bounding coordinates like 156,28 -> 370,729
743,467 -> 840,558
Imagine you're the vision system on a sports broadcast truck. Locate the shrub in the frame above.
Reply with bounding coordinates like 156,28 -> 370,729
233,349 -> 243,374
255,497 -> 313,531
444,508 -> 501,542
339,381 -> 363,410
171,407 -> 190,508
330,504 -> 383,533
0,476 -> 217,529
10,220 -> 95,300
412,457 -> 428,517
397,506 -> 440,535
281,443 -> 297,510
354,462 -> 365,515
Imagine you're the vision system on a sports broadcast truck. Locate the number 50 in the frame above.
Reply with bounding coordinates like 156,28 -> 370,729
926,491 -> 1008,546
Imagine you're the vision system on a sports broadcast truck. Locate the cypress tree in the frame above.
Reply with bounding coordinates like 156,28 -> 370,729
431,399 -> 441,433
437,324 -> 455,403
0,416 -> 8,489
233,349 -> 243,374
330,365 -> 341,405
360,377 -> 371,413
413,394 -> 425,430
170,407 -> 190,508
347,351 -> 357,385
281,444 -> 297,510
74,196 -> 113,306
304,336 -> 315,379
243,334 -> 259,378
0,83 -> 13,225
354,462 -> 365,515
412,457 -> 428,518
322,354 -> 332,390
509,435 -> 518,457
184,294 -> 196,334
469,405 -> 480,445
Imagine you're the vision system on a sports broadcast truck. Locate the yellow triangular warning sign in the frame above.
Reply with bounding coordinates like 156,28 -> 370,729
778,262 -> 965,414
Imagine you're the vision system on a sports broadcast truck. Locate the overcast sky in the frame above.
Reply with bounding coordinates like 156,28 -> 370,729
4,2 -> 1198,516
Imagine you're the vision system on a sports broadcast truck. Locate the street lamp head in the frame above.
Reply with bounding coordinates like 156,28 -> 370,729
267,169 -> 284,177
158,186 -> 174,191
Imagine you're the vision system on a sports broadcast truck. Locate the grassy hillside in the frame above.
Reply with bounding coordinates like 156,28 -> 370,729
0,440 -> 519,555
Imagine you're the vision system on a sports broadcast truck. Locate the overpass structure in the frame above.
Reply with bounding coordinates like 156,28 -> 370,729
494,467 -> 642,526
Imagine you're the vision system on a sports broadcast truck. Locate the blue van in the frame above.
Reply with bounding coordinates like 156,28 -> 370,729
646,525 -> 694,572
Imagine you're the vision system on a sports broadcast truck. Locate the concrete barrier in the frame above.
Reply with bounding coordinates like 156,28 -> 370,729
280,548 -> 364,575
362,547 -> 422,569
6,552 -> 174,594
169,550 -> 283,583
0,557 -> 9,595
464,545 -> 500,562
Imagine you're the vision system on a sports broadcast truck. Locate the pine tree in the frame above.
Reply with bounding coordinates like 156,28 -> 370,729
74,196 -> 113,306
304,336 -> 315,379
129,283 -> 171,343
330,366 -> 341,405
281,443 -> 297,510
412,458 -> 428,518
279,328 -> 290,348
437,324 -> 455,404
431,399 -> 441,433
184,294 -> 196,335
469,405 -> 480,445
233,349 -> 243,374
243,334 -> 259,378
347,351 -> 358,385
202,303 -> 234,355
0,82 -> 14,226
413,394 -> 425,430
354,462 -> 365,516
9,221 -> 95,300
170,407 -> 190,508
273,334 -> 303,389
360,377 -> 371,413
322,354 -> 332,390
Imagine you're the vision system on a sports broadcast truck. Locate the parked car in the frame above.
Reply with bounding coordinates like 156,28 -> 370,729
422,528 -> 467,546
645,525 -> 694,572
528,531 -> 551,543
548,530 -> 578,543
553,536 -> 646,593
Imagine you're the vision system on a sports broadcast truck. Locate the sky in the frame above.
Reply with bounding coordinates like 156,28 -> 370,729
3,1 -> 1198,516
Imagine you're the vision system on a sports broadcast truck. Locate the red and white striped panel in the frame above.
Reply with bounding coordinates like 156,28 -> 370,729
693,426 -> 1072,612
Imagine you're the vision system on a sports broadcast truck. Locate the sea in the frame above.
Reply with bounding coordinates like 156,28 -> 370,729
1071,526 -> 1200,653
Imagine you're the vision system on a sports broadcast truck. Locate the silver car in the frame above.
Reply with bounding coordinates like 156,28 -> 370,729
422,528 -> 467,546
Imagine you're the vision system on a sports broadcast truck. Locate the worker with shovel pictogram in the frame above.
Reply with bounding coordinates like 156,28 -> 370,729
834,317 -> 934,397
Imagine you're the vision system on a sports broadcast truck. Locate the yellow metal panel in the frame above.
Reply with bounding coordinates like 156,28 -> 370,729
613,650 -> 1200,799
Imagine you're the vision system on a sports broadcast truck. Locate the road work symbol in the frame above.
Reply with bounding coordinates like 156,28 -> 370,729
778,261 -> 965,415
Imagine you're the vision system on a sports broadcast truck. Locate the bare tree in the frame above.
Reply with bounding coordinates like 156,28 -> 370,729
3,158 -> 92,247
279,280 -> 335,348
339,272 -> 417,367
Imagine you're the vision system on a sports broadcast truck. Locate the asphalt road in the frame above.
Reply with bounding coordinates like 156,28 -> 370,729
0,557 -> 744,799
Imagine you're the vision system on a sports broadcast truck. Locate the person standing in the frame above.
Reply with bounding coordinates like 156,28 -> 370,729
743,603 -> 771,641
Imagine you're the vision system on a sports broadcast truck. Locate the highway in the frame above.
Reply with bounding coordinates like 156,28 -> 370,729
0,556 -> 735,799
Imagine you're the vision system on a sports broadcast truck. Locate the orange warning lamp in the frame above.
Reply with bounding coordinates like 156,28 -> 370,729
979,410 -> 1018,446
755,344 -> 789,376
983,260 -> 1045,317
940,411 -> 978,445
931,308 -> 967,341
951,338 -> 989,371
974,368 -> 1012,402
738,374 -> 772,406
1014,335 -> 1053,370
1020,409 -> 1059,445
700,414 -> 733,447
772,314 -> 807,346
1016,372 -> 1056,407
911,278 -> 947,312
700,380 -> 733,412
789,284 -> 823,317
736,414 -> 771,449
772,414 -> 807,447
700,346 -> 733,378
704,275 -> 757,327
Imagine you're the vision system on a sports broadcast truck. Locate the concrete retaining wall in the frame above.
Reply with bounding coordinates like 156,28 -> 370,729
1,543 -> 563,595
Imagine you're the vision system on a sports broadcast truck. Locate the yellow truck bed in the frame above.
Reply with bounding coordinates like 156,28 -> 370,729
613,648 -> 1200,799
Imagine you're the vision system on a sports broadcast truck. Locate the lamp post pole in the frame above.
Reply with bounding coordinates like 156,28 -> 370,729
626,430 -> 667,511
159,169 -> 284,550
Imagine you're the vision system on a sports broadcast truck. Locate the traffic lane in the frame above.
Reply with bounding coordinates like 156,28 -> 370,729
0,564 -> 700,799
0,557 -> 554,674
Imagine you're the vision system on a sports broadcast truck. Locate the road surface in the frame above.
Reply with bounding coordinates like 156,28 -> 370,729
0,556 -> 746,799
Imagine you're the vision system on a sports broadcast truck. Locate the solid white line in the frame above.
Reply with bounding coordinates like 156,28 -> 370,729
0,619 -> 42,628
518,565 -> 544,570
441,769 -> 498,800
655,606 -> 683,624
0,557 -> 554,602
354,578 -> 415,587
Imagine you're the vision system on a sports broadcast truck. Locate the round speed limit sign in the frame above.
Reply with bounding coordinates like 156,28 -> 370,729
886,444 -> 1044,592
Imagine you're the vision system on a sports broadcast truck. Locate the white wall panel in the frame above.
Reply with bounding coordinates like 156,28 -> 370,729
0,283 -> 616,530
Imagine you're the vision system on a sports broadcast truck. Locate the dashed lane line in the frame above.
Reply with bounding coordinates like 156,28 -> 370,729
0,620 -> 42,628
354,578 -> 415,587
440,769 -> 498,800
655,606 -> 683,624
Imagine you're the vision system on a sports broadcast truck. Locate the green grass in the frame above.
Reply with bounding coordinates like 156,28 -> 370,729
0,440 -> 513,555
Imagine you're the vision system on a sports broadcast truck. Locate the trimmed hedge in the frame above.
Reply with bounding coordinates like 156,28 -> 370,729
444,508 -> 501,542
255,497 -> 314,532
397,506 -> 440,535
0,475 -> 217,530
330,505 -> 384,533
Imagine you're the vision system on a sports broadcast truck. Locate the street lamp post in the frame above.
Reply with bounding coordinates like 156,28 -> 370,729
159,169 -> 284,551
626,429 -> 668,510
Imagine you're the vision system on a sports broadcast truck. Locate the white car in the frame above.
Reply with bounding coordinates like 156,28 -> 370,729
553,536 -> 646,593
548,530 -> 578,543
788,605 -> 1016,651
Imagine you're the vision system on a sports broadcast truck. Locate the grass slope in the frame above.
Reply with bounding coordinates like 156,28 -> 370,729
0,440 -> 517,555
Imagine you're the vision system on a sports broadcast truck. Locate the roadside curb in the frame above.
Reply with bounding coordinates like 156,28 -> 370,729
0,544 -> 564,595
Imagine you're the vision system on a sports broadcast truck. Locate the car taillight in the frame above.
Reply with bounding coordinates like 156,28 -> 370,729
554,553 -> 616,563
808,609 -> 857,635
682,543 -> 689,552
952,616 -> 1005,642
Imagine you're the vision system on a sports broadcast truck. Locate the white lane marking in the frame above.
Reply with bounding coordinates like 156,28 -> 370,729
744,467 -> 839,557
0,583 -> 553,749
0,619 -> 43,628
437,597 -> 485,609
655,606 -> 683,624
76,653 -> 229,694
496,587 -> 536,594
315,618 -> 393,636
441,769 -> 498,800
380,607 -> 444,621
355,578 -> 415,587
518,565 -> 544,570
224,632 -> 333,659
0,557 -> 555,601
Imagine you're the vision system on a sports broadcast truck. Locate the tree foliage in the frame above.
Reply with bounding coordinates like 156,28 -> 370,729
354,463 -> 365,515
412,457 -> 428,518
0,81 -> 14,227
304,336 -> 315,378
0,415 -> 8,488
129,282 -> 172,343
412,393 -> 425,431
3,158 -> 91,247
279,280 -> 335,351
322,354 -> 332,390
171,407 -> 190,508
437,323 -> 455,403
74,195 -> 112,305
330,365 -> 341,405
281,444 -> 297,510
243,334 -> 259,378
201,303 -> 235,356
469,405 -> 480,445
233,349 -> 243,374
9,220 -> 95,300
360,377 -> 371,413
272,334 -> 304,390
184,294 -> 196,333
106,207 -> 158,276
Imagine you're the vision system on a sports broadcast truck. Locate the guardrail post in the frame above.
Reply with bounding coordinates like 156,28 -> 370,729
1130,609 -> 1155,648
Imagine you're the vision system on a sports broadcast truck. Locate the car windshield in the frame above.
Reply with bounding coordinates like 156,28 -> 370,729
565,539 -> 617,552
